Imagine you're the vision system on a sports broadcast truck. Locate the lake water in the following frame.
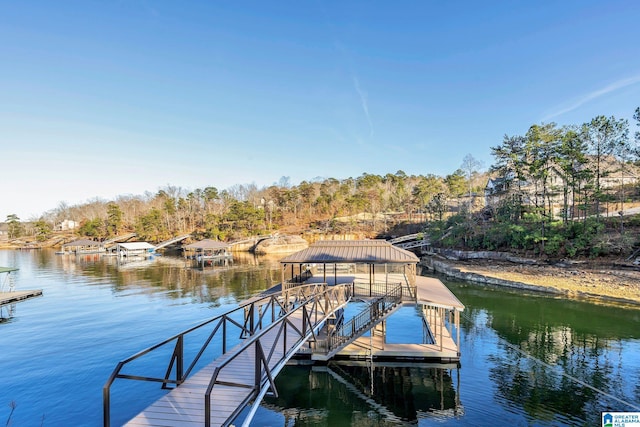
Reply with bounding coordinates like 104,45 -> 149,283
1,249 -> 639,426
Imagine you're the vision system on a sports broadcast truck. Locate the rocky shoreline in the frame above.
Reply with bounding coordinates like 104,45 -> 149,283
422,253 -> 640,307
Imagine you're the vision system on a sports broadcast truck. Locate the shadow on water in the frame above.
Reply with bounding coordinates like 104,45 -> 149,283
263,363 -> 461,426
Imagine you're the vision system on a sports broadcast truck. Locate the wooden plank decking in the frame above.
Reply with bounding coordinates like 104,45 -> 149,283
0,290 -> 42,306
125,309 -> 308,426
118,274 -> 464,426
328,305 -> 459,361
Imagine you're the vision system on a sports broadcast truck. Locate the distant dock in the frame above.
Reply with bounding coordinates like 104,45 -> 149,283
0,266 -> 42,308
0,289 -> 43,306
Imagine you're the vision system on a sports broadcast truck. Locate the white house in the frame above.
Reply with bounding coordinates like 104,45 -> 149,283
56,219 -> 79,231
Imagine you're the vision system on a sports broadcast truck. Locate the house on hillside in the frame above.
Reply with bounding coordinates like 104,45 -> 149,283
485,157 -> 640,219
55,219 -> 79,231
595,156 -> 640,189
485,172 -> 518,207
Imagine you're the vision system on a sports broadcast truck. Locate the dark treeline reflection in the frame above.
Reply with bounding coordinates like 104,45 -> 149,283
264,363 -> 461,426
447,278 -> 640,426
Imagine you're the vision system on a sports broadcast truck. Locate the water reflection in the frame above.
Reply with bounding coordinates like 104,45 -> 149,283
51,250 -> 283,305
264,363 -> 462,425
2,249 -> 640,427
449,279 -> 640,426
0,303 -> 16,323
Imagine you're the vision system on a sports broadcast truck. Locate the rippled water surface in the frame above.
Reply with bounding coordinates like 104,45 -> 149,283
1,249 -> 639,426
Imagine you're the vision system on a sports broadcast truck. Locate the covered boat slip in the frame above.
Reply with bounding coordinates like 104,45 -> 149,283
59,238 -> 105,254
105,240 -> 465,427
183,239 -> 233,268
116,242 -> 156,258
280,240 -> 418,298
279,240 -> 464,362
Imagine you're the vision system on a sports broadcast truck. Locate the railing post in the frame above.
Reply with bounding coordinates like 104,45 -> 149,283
103,386 -> 110,427
177,335 -> 184,383
205,392 -> 211,427
103,361 -> 124,427
255,341 -> 261,389
283,316 -> 288,351
302,305 -> 307,334
222,316 -> 227,354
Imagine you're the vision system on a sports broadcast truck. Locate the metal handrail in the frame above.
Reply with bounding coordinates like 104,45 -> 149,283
283,269 -> 313,286
103,282 -> 352,427
324,284 -> 403,354
204,283 -> 353,426
104,292 -> 284,426
352,280 -> 402,298
282,275 -> 313,292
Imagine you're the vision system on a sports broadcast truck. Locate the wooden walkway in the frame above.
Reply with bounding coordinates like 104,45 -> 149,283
0,290 -> 42,306
108,272 -> 464,426
125,317 -> 296,427
121,286 -> 350,427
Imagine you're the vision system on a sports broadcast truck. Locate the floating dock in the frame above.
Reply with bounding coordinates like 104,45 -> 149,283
0,267 -> 42,313
0,289 -> 43,306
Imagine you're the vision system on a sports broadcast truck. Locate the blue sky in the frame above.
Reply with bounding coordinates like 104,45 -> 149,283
2,1 -> 640,221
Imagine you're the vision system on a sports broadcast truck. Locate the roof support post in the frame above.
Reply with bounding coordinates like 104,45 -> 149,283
456,310 -> 461,355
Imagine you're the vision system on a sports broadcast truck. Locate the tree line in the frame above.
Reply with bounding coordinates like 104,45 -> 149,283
5,107 -> 640,259
4,166 -> 484,243
429,108 -> 640,258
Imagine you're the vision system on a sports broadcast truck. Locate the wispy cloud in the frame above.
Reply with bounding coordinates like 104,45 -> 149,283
543,73 -> 640,121
352,75 -> 374,137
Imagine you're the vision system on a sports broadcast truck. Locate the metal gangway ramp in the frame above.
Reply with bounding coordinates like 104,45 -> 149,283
388,233 -> 431,251
154,234 -> 192,250
311,283 -> 404,361
103,233 -> 137,247
103,283 -> 353,427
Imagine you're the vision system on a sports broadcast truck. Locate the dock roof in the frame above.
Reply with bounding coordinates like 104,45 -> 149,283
62,239 -> 102,247
279,239 -> 419,264
0,267 -> 18,273
117,242 -> 156,250
415,276 -> 465,311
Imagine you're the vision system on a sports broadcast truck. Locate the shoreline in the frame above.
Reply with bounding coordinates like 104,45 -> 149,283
422,255 -> 640,308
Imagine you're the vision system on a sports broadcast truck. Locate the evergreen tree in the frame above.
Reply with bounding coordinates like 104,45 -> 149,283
6,214 -> 23,239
